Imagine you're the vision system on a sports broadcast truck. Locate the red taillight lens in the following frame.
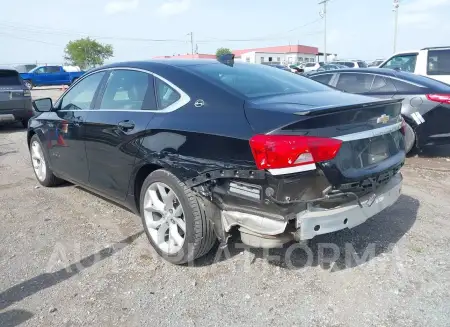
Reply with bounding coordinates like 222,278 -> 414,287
426,94 -> 450,104
249,135 -> 343,170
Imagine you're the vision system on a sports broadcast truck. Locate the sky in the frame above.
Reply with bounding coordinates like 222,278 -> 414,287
1,0 -> 450,65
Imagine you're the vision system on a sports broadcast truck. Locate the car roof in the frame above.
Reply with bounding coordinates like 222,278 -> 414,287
310,68 -> 398,76
0,66 -> 17,71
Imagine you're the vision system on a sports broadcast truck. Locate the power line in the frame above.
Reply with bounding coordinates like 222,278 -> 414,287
0,31 -> 63,46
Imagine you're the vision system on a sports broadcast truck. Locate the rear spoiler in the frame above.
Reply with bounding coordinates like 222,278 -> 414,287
293,98 -> 403,116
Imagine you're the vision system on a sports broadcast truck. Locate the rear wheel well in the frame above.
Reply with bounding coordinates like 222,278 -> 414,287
134,164 -> 164,212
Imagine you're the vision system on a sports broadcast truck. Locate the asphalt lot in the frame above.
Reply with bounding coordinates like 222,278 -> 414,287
1,89 -> 450,327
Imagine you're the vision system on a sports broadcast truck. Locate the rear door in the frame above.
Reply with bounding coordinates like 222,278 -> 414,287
0,69 -> 27,121
46,66 -> 66,85
426,49 -> 450,84
84,68 -> 159,200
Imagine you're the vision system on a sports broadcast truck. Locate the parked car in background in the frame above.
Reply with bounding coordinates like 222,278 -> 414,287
28,59 -> 404,264
303,63 -> 347,76
263,63 -> 291,72
303,62 -> 324,72
369,59 -> 385,67
379,47 -> 450,84
14,64 -> 37,73
332,60 -> 368,68
288,65 -> 304,74
20,65 -> 85,89
308,68 -> 450,153
0,67 -> 33,127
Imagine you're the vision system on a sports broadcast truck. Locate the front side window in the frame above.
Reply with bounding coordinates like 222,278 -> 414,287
33,67 -> 47,74
60,72 -> 105,110
336,73 -> 374,93
190,62 -> 331,98
100,70 -> 155,110
382,54 -> 417,73
427,49 -> 450,75
155,78 -> 181,109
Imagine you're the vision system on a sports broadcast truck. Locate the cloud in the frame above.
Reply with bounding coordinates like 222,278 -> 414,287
157,0 -> 191,17
400,0 -> 450,25
104,0 -> 139,15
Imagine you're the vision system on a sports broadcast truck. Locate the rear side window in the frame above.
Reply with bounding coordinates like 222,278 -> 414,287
427,49 -> 450,75
310,74 -> 333,85
0,70 -> 22,86
336,73 -> 374,93
371,76 -> 397,93
357,61 -> 368,68
100,70 -> 156,110
46,66 -> 61,73
190,63 -> 331,98
155,78 -> 181,109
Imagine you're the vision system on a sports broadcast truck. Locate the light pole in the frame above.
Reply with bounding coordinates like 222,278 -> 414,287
393,0 -> 399,53
319,0 -> 329,63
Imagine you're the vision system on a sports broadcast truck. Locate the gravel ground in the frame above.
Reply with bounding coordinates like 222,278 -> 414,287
1,90 -> 450,326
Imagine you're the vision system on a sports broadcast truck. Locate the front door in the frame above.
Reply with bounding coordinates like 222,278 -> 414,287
84,69 -> 158,200
44,71 -> 107,184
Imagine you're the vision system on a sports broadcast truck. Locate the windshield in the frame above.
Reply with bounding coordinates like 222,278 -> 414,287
189,62 -> 331,98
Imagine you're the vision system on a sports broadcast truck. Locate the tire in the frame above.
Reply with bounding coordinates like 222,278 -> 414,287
24,80 -> 33,90
140,169 -> 217,264
21,118 -> 29,128
404,121 -> 416,155
29,134 -> 63,187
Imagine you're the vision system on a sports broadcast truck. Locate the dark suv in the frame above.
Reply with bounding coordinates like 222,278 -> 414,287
0,67 -> 34,127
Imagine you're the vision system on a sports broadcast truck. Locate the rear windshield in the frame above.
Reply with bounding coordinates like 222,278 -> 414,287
0,70 -> 22,86
394,71 -> 450,92
427,49 -> 450,75
189,62 -> 331,98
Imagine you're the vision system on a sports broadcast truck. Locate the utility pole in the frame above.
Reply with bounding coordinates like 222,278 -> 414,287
393,0 -> 399,53
319,0 -> 329,63
188,32 -> 194,55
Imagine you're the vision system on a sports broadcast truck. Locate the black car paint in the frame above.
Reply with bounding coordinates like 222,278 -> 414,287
308,68 -> 450,149
29,61 -> 405,239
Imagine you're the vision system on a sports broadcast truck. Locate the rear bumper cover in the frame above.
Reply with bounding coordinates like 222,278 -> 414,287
296,172 -> 402,240
0,107 -> 34,121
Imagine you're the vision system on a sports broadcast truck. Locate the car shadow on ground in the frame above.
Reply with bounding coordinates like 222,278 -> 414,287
0,309 -> 34,327
0,122 -> 25,135
195,195 -> 419,270
415,144 -> 450,158
0,231 -> 143,312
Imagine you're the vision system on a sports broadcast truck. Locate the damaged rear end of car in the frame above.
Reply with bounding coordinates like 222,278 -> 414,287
189,92 -> 405,248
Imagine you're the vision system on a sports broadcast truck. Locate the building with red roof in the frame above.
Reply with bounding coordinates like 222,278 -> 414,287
153,44 -> 327,64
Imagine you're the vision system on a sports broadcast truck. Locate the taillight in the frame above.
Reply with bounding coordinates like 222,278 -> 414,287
426,94 -> 450,104
249,135 -> 342,170
23,89 -> 31,97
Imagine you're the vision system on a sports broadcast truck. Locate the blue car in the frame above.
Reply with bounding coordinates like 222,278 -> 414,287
20,65 -> 85,89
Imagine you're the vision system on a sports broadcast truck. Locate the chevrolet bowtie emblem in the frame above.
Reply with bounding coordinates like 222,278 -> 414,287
377,114 -> 390,124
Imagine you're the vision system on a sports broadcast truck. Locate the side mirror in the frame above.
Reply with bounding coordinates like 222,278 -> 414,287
33,98 -> 53,112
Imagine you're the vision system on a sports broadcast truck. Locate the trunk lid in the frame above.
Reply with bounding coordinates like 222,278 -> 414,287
245,91 -> 405,189
0,69 -> 27,110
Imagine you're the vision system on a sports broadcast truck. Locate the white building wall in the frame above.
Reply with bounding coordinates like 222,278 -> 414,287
239,51 -> 317,64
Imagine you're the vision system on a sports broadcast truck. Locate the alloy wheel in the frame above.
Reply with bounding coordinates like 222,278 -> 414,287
143,182 -> 186,255
31,141 -> 46,182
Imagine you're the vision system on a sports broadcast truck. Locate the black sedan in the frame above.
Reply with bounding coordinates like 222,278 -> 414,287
308,68 -> 450,153
28,60 -> 405,264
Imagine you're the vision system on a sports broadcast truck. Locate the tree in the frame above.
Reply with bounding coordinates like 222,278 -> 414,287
64,38 -> 113,70
216,47 -> 232,58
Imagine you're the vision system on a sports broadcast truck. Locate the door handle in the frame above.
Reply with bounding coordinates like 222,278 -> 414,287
118,120 -> 135,132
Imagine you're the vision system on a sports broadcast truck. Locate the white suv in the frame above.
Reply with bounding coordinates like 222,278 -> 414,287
379,47 -> 450,84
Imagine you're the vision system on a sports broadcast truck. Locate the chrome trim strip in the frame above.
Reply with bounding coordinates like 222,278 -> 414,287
56,66 -> 190,113
268,163 -> 317,175
334,122 -> 402,142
